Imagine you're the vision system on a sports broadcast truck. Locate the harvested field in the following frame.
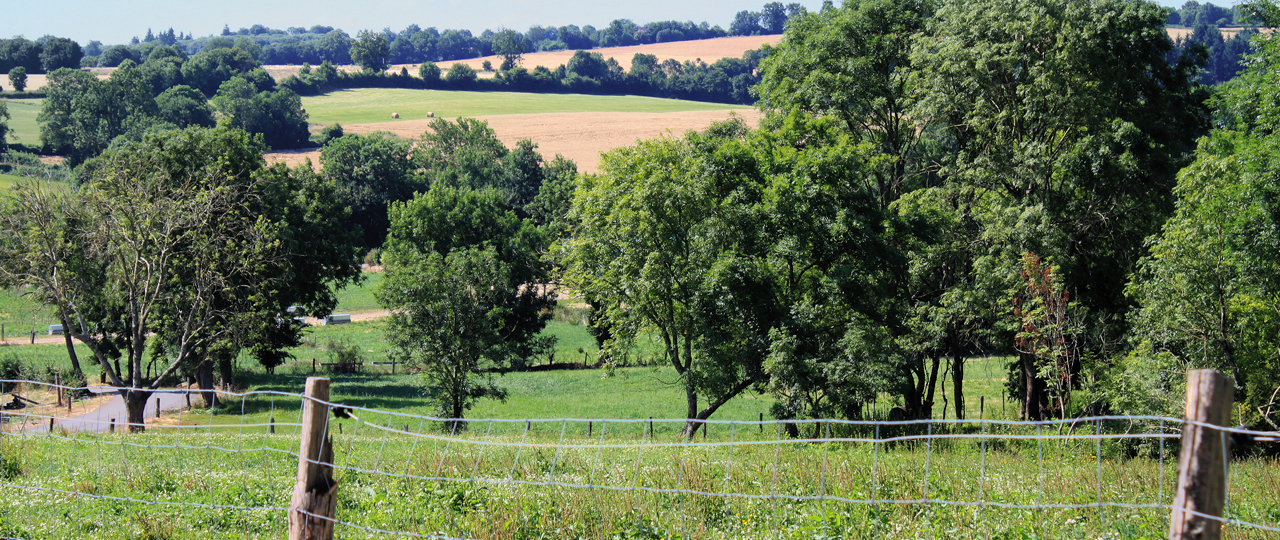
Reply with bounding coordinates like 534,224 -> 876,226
1165,26 -> 1273,40
266,109 -> 761,173
441,34 -> 781,73
263,35 -> 780,82
0,68 -> 111,91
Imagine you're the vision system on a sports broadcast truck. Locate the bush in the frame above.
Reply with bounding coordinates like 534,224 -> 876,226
319,123 -> 344,145
324,339 -> 365,374
363,247 -> 382,266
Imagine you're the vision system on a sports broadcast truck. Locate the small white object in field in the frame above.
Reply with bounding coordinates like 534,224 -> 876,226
391,112 -> 400,119
427,112 -> 434,118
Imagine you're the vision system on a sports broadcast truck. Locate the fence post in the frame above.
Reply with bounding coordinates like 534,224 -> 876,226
1169,369 -> 1233,540
155,398 -> 161,419
289,377 -> 337,540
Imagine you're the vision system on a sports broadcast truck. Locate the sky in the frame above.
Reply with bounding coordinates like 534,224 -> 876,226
2,0 -> 828,47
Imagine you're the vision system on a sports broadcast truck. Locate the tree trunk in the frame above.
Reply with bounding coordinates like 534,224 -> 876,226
1020,352 -> 1044,421
58,313 -> 83,377
924,355 -> 942,419
197,359 -> 218,408
217,349 -> 235,390
952,352 -> 965,421
123,389 -> 152,433
682,386 -> 699,438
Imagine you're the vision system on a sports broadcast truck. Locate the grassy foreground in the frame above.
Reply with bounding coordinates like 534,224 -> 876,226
2,418 -> 1278,539
301,88 -> 746,126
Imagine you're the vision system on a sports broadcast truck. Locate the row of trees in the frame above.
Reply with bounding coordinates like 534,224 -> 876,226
88,2 -> 801,70
0,36 -> 83,75
278,48 -> 768,105
0,126 -> 364,429
392,0 -> 1277,435
37,40 -> 311,164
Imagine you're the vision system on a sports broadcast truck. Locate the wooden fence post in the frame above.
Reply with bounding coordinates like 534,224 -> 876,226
289,377 -> 337,540
1169,369 -> 1233,540
155,398 -> 161,419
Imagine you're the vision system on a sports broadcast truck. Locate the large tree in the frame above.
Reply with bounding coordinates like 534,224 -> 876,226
910,0 -> 1207,419
1120,27 -> 1280,426
492,29 -> 527,71
378,186 -> 554,426
321,132 -> 424,248
0,126 -> 362,428
350,30 -> 390,73
38,62 -> 158,166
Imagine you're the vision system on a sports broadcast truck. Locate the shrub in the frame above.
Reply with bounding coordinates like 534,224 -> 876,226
324,339 -> 365,374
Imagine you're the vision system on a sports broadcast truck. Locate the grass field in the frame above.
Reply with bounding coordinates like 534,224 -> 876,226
300,89 -> 746,127
1,99 -> 41,148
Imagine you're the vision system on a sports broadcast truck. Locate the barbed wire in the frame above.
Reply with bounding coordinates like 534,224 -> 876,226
0,379 -> 1277,539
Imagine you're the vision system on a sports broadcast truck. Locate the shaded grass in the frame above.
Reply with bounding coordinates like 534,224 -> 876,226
332,271 -> 382,313
301,88 -> 745,127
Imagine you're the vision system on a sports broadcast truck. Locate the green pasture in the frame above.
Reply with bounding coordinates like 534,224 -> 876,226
0,173 -> 24,191
1,99 -> 41,147
3,414 -> 1278,538
301,88 -> 746,126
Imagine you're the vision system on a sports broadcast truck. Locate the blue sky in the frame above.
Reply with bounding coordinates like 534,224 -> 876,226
2,0 -> 828,46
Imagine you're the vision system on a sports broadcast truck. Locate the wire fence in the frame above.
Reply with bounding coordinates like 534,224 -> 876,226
0,378 -> 1277,539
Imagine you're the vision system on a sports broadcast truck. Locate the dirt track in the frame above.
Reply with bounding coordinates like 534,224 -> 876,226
267,108 -> 761,173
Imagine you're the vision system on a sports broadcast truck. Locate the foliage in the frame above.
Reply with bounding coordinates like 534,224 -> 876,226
154,85 -> 215,128
349,30 -> 390,73
37,63 -> 158,166
210,77 -> 311,149
378,185 -> 555,425
321,132 -> 423,248
6,67 -> 26,93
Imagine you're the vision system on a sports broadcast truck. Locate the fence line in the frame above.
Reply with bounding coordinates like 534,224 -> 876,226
0,377 -> 1277,539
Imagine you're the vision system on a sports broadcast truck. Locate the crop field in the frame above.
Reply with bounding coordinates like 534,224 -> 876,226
0,99 -> 41,148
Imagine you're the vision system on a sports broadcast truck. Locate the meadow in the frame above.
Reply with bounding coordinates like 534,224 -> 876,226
0,99 -> 41,148
300,89 -> 746,127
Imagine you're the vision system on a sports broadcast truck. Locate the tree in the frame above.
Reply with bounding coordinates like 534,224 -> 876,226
566,50 -> 609,80
95,45 -> 135,67
1120,27 -> 1280,426
39,37 -> 82,72
445,62 -> 477,85
910,0 -> 1207,419
7,67 -> 25,92
762,2 -> 790,33
155,85 -> 215,127
757,0 -> 934,208
210,78 -> 311,149
378,186 -> 554,428
316,30 -> 352,64
418,61 -> 441,82
38,63 -> 158,166
417,117 -> 508,189
0,101 -> 8,152
492,29 -> 527,71
350,30 -> 390,73
321,132 -> 424,248
558,121 -> 771,437
181,47 -> 259,96
730,11 -> 764,36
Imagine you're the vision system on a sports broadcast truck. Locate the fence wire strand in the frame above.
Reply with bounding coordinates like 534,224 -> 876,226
0,379 -> 1278,539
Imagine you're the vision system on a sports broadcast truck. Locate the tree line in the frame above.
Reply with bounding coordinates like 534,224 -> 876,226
5,0 -> 1280,439
76,2 -> 804,70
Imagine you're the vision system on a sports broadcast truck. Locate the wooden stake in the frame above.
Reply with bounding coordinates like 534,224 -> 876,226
155,398 -> 161,419
588,421 -> 592,438
109,418 -> 115,433
1169,369 -> 1233,540
980,396 -> 985,420
270,417 -> 276,434
289,377 -> 337,540
759,412 -> 764,433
